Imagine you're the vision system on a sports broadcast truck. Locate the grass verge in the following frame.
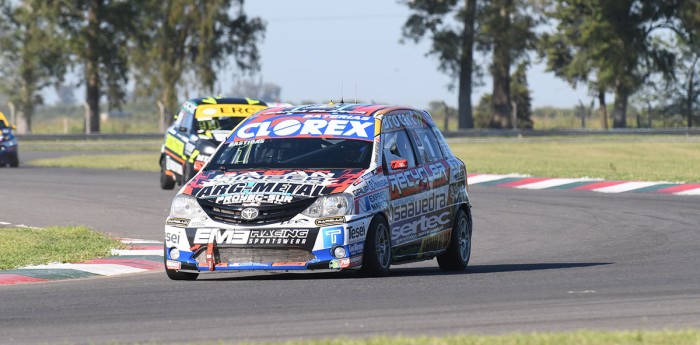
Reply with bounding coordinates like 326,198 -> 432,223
21,139 -> 162,152
450,140 -> 700,183
235,330 -> 700,345
23,137 -> 700,183
27,153 -> 159,172
0,226 -> 123,270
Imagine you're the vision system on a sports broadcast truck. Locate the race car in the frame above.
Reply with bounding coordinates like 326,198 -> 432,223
0,112 -> 19,168
164,103 -> 472,280
159,97 -> 267,189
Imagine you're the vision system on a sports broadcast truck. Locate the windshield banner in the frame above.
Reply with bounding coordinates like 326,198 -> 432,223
229,114 -> 375,142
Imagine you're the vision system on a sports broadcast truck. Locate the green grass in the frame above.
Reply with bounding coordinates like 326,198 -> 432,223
26,153 -> 160,171
21,139 -> 162,152
230,330 -> 700,345
451,139 -> 700,183
23,137 -> 700,183
0,226 -> 123,270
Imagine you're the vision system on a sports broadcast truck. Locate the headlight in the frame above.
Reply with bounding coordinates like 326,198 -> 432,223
301,193 -> 353,218
1,138 -> 16,146
202,145 -> 217,155
169,194 -> 206,219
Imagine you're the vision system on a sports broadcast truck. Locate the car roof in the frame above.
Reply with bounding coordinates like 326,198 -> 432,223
187,97 -> 267,106
254,103 -> 416,119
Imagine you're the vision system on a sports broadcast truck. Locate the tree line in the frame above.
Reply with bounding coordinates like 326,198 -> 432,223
0,0 -> 698,134
402,0 -> 699,129
0,0 -> 264,134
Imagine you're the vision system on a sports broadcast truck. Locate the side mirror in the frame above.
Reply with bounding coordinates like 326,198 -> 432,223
390,159 -> 408,170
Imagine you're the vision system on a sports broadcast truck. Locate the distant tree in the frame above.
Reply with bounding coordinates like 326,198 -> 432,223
510,61 -> 533,129
55,84 -> 77,106
477,0 -> 539,129
540,0 -> 686,128
132,0 -> 265,130
401,0 -> 477,129
0,0 -> 66,133
230,78 -> 282,102
45,0 -> 136,133
473,93 -> 492,128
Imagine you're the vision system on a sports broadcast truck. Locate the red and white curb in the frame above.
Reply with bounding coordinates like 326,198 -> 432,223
0,237 -> 163,286
468,173 -> 700,195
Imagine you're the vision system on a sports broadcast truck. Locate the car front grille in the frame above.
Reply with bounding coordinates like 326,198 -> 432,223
197,197 -> 316,225
194,247 -> 315,265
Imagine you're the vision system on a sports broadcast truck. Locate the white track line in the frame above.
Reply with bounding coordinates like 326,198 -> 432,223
675,187 -> 700,195
111,249 -> 163,256
22,263 -> 146,276
516,178 -> 597,190
468,174 -> 521,185
593,181 -> 663,193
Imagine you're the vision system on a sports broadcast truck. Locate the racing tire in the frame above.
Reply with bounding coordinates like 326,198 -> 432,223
437,207 -> 472,271
9,153 -> 19,168
182,161 -> 195,185
164,252 -> 198,281
359,216 -> 392,277
160,157 -> 176,190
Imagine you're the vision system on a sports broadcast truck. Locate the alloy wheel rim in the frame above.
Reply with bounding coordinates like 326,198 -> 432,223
376,223 -> 391,268
458,216 -> 471,262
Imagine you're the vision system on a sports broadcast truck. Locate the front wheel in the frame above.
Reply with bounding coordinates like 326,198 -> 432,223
359,216 -> 392,277
160,157 -> 176,190
164,250 -> 198,281
9,153 -> 19,167
437,207 -> 472,271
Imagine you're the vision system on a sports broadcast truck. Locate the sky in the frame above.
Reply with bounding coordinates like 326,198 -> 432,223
237,0 -> 589,109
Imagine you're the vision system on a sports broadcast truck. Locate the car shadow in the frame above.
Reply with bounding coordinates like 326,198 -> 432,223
196,262 -> 611,282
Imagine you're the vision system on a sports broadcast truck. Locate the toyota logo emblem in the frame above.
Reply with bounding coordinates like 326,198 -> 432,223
241,207 -> 259,220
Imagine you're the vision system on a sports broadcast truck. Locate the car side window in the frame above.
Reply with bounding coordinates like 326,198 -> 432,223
179,110 -> 195,134
410,127 -> 444,163
382,130 -> 417,173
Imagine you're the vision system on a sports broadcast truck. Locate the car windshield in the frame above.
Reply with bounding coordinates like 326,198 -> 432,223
207,137 -> 373,170
197,116 -> 246,133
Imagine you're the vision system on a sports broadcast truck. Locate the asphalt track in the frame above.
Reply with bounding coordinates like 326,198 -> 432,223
1,159 -> 699,344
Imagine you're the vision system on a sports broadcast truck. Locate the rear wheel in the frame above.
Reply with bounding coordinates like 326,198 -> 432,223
359,216 -> 392,277
437,207 -> 472,271
160,157 -> 176,190
9,153 -> 18,167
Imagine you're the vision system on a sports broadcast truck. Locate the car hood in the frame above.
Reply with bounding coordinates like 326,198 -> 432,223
181,168 -> 366,205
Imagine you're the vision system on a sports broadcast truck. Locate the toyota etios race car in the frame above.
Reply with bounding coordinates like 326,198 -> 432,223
164,104 -> 472,280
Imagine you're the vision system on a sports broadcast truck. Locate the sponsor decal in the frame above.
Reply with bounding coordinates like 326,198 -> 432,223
203,170 -> 335,185
322,225 -> 345,247
382,112 -> 424,130
248,229 -> 309,245
166,260 -> 182,270
356,190 -> 389,214
231,139 -> 265,146
448,182 -> 468,204
194,229 -> 249,245
315,216 -> 346,226
348,223 -> 366,241
387,162 -> 448,197
352,177 -> 389,196
165,232 -> 181,244
418,231 -> 451,257
232,115 -> 374,141
391,189 -> 447,222
166,217 -> 189,228
393,243 -> 421,257
280,218 -> 310,225
195,104 -> 266,118
348,242 -> 364,256
165,155 -> 184,175
198,182 -> 325,199
391,211 -> 451,245
215,194 -> 294,205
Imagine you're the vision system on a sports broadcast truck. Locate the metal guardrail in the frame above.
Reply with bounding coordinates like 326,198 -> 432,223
15,127 -> 700,141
